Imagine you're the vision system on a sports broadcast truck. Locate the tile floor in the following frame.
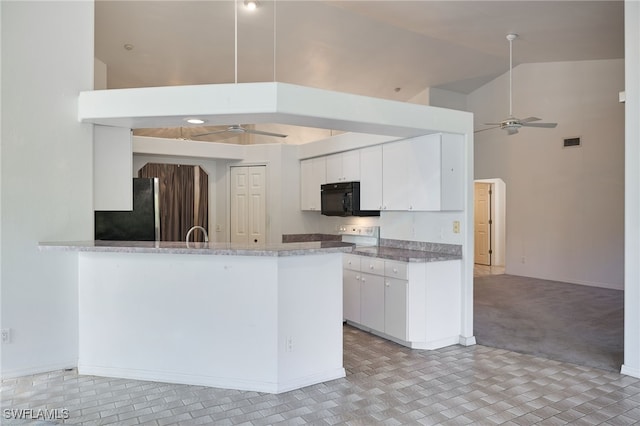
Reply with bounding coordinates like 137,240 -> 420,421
2,325 -> 640,425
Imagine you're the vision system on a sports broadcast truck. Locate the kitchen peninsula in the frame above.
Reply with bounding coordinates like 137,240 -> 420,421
39,240 -> 353,394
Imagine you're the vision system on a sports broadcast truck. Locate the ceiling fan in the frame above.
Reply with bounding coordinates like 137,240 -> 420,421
476,33 -> 557,136
192,124 -> 288,139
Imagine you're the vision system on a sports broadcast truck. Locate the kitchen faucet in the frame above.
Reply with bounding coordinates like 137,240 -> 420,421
186,226 -> 209,243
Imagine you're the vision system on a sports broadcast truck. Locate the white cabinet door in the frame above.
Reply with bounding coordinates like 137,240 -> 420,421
343,269 -> 361,322
382,141 -> 411,210
325,153 -> 343,184
360,272 -> 385,331
381,134 -> 464,212
440,133 -> 465,211
341,150 -> 360,182
384,277 -> 408,341
360,145 -> 383,210
326,151 -> 360,183
407,134 -> 441,211
300,157 -> 326,211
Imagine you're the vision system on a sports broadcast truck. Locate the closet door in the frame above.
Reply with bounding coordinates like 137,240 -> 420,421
230,165 -> 266,244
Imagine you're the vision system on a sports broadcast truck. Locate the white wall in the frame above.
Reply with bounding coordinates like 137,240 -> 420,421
623,0 -> 640,378
470,59 -> 625,290
1,1 -> 94,377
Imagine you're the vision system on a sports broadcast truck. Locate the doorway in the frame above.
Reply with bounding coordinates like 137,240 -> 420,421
474,182 -> 492,266
230,165 -> 267,244
474,178 -> 506,275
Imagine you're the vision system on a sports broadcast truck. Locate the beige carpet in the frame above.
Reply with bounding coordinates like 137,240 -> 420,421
474,274 -> 624,372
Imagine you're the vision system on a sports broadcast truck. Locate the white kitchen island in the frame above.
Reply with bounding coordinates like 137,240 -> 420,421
39,240 -> 352,394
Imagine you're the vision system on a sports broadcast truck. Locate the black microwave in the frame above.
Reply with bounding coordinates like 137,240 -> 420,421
320,182 -> 380,217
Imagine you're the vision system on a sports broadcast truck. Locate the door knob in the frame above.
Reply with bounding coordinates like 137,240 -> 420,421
254,239 -> 258,243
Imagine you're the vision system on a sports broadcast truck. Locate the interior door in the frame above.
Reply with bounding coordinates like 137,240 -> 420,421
474,182 -> 492,265
230,165 -> 266,244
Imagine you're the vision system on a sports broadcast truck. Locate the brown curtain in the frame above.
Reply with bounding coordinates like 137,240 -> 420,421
138,163 -> 208,242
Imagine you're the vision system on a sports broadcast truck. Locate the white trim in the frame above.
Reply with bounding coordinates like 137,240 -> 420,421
621,364 -> 640,379
0,361 -> 77,380
78,364 -> 345,394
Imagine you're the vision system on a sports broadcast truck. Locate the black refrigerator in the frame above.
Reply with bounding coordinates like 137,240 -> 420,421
94,178 -> 160,241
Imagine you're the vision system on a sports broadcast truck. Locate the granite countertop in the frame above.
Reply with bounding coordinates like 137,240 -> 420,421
38,240 -> 355,257
353,245 -> 462,263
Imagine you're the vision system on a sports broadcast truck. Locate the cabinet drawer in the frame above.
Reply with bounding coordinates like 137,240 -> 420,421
343,254 -> 361,271
385,260 -> 408,279
361,257 -> 385,276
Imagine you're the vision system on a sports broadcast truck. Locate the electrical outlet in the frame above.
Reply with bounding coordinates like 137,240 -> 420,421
521,257 -> 526,264
286,337 -> 294,352
1,328 -> 11,344
215,224 -> 222,232
453,221 -> 461,234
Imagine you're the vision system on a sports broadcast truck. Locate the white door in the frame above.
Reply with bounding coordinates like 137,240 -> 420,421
384,277 -> 408,341
360,273 -> 385,332
230,165 -> 266,244
474,182 -> 492,265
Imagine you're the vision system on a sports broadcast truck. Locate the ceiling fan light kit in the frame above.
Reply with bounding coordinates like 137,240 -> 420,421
476,33 -> 558,136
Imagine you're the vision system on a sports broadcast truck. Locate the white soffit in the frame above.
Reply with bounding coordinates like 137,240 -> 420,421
78,82 -> 473,138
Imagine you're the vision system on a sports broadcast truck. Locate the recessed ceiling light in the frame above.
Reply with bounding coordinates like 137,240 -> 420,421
244,0 -> 258,10
185,118 -> 205,124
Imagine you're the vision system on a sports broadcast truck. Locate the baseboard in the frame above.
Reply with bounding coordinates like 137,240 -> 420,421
459,335 -> 477,346
78,364 -> 345,394
0,360 -> 77,380
274,368 -> 346,393
345,321 -> 463,350
503,270 -> 623,291
621,364 -> 640,378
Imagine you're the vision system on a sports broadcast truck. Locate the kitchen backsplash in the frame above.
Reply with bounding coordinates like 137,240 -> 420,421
282,233 -> 342,243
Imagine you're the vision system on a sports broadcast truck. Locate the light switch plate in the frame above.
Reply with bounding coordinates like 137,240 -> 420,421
453,221 -> 461,234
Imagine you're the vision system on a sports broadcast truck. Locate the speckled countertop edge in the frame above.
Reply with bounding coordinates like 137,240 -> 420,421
38,241 -> 355,257
352,246 -> 461,263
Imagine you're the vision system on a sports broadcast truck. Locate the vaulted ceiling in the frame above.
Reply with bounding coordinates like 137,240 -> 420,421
95,1 -> 624,142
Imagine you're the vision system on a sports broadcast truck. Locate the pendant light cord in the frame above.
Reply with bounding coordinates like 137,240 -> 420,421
273,0 -> 277,82
509,36 -> 513,117
234,0 -> 238,84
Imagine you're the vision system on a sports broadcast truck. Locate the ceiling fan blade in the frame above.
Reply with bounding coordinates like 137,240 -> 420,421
192,129 -> 229,137
483,122 -> 502,126
519,117 -> 542,123
244,129 -> 288,138
520,122 -> 558,128
474,126 -> 501,133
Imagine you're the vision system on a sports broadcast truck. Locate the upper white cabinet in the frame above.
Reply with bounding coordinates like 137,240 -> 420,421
382,134 -> 464,211
94,125 -> 132,211
359,145 -> 383,210
326,150 -> 360,183
300,132 -> 464,212
300,157 -> 326,211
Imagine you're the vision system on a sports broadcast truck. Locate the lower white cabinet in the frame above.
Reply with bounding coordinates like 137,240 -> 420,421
360,272 -> 385,332
343,269 -> 361,323
342,253 -> 461,350
384,277 -> 408,341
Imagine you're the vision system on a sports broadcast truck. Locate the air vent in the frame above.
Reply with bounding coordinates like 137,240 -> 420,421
563,137 -> 581,148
